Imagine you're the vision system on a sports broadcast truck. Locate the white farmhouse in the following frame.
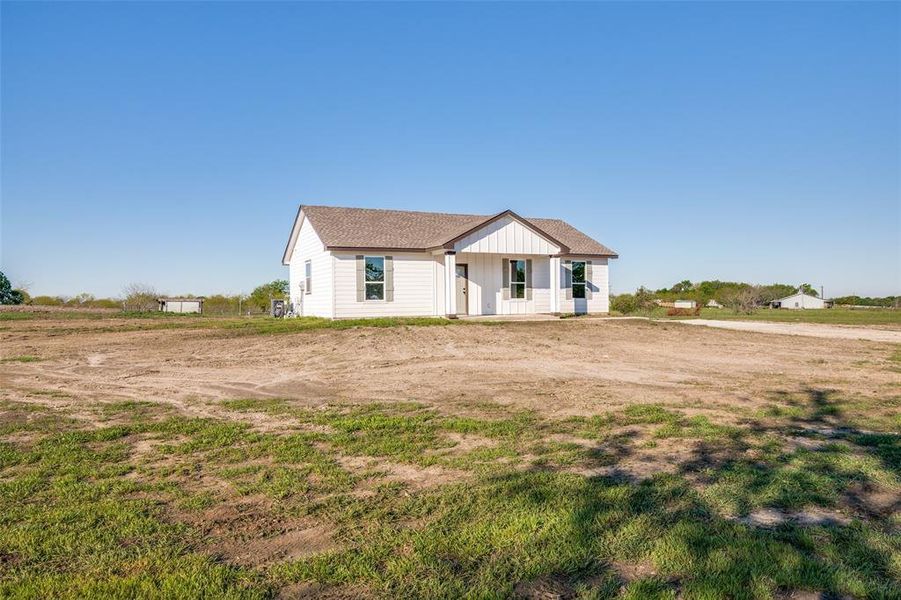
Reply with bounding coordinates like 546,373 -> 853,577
772,290 -> 826,310
282,206 -> 618,318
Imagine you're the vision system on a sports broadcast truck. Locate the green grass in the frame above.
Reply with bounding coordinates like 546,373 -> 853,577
1,355 -> 41,363
1,394 -> 898,599
3,314 -> 470,336
665,307 -> 901,326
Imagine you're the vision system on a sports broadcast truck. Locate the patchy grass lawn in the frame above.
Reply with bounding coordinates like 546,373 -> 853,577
0,318 -> 898,598
1,392 -> 898,599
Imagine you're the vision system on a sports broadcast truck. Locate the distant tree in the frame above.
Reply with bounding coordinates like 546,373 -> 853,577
122,283 -> 159,312
0,271 -> 24,305
832,295 -> 898,308
67,292 -> 96,306
31,295 -> 64,306
758,284 -> 796,304
89,298 -> 122,309
721,285 -> 763,314
799,283 -> 819,297
634,286 -> 657,312
609,286 -> 657,315
203,294 -> 244,316
671,280 -> 694,294
248,280 -> 289,313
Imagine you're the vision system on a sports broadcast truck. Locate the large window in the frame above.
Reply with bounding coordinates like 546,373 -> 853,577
572,261 -> 586,299
304,260 -> 312,294
365,256 -> 385,300
509,260 -> 526,299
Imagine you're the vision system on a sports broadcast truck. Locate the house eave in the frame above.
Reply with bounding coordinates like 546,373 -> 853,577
326,246 -> 430,253
282,205 -> 305,265
555,252 -> 619,259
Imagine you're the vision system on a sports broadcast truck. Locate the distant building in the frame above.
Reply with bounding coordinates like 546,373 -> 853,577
706,299 -> 723,308
158,297 -> 204,314
771,291 -> 825,310
674,300 -> 697,309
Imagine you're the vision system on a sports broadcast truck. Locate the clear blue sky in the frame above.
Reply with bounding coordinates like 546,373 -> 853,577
2,2 -> 899,298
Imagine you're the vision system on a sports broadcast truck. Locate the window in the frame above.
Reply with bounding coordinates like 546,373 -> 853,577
572,261 -> 586,299
365,256 -> 385,300
304,260 -> 312,294
509,260 -> 526,299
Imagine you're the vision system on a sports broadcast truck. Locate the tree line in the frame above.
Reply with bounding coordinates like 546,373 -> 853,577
612,279 -> 898,314
0,271 -> 290,315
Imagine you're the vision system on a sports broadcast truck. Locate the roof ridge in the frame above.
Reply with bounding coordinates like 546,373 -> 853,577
302,204 -> 489,219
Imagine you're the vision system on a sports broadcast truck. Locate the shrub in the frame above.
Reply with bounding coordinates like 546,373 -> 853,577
122,283 -> 158,312
611,294 -> 637,314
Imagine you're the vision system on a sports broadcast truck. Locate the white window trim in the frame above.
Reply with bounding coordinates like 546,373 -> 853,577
571,260 -> 587,300
509,259 -> 527,301
364,255 -> 386,302
304,260 -> 312,295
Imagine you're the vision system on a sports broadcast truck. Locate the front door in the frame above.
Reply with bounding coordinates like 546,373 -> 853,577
455,264 -> 468,315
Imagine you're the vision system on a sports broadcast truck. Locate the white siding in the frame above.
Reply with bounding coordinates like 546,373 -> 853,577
457,253 -> 551,316
454,215 -> 561,255
778,293 -> 825,309
558,257 -> 609,314
333,252 -> 441,318
288,217 -> 333,318
161,300 -> 202,314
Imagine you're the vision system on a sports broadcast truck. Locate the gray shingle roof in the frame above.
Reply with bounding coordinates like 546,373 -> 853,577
291,205 -> 618,258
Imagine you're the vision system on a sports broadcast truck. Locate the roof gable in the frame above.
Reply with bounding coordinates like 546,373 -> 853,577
450,211 -> 564,254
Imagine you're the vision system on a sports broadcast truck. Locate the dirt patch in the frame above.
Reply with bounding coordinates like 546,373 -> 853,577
513,575 -> 576,599
336,455 -> 465,491
440,431 -> 498,452
277,582 -> 370,600
176,496 -> 338,567
0,430 -> 41,445
734,507 -> 850,528
612,560 -> 659,583
844,482 -> 901,520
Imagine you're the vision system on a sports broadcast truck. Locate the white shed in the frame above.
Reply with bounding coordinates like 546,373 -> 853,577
772,292 -> 825,310
674,300 -> 697,309
158,297 -> 204,314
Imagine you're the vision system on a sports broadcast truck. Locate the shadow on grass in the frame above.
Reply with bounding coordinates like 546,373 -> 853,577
277,389 -> 899,599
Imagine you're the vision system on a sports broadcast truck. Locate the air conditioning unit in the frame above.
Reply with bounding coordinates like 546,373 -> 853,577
270,299 -> 286,318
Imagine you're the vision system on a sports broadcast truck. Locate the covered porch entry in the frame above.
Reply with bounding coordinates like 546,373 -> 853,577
438,211 -> 572,317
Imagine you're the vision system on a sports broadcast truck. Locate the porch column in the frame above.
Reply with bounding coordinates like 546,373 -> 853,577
444,251 -> 457,317
549,256 -> 561,314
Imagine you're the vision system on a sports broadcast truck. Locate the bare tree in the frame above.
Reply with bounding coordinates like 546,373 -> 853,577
722,285 -> 763,314
122,283 -> 159,312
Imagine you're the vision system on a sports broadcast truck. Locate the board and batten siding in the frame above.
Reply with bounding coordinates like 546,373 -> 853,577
558,257 -> 609,314
456,253 -> 550,316
453,215 -> 561,255
333,252 -> 441,318
288,217 -> 333,318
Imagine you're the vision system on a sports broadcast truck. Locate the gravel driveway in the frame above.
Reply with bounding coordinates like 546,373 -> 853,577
675,319 -> 901,343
